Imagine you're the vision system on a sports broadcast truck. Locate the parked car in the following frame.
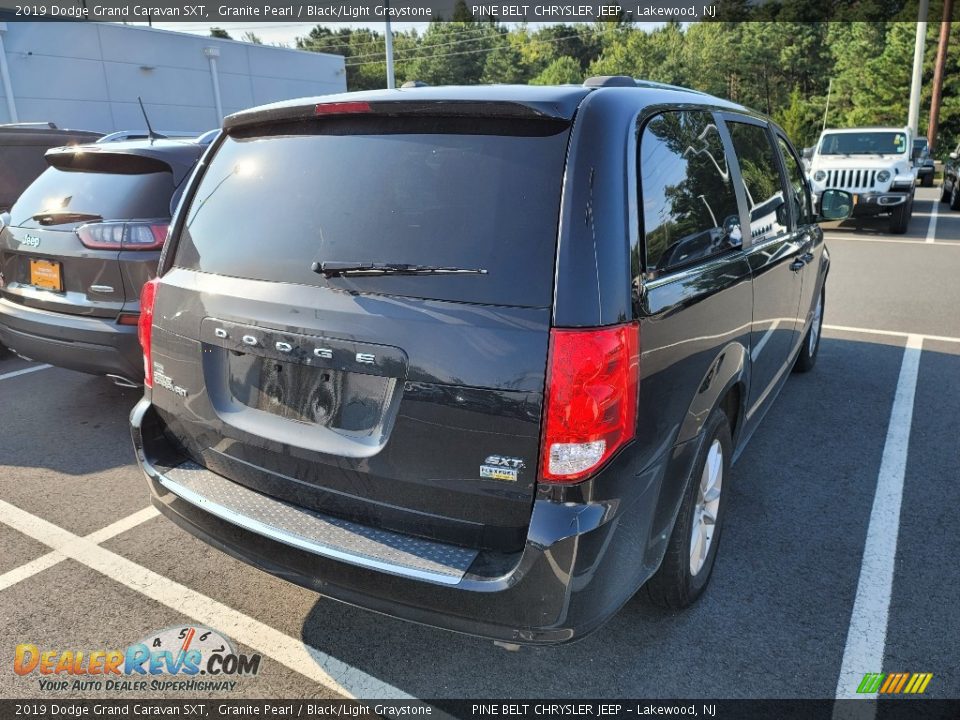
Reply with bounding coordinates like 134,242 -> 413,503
0,122 -> 102,212
913,138 -> 935,187
808,126 -> 916,233
942,141 -> 960,210
130,79 -> 851,644
0,137 -> 209,386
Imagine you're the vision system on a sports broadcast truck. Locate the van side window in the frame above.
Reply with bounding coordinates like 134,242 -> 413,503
640,111 -> 742,273
726,122 -> 789,243
777,136 -> 814,226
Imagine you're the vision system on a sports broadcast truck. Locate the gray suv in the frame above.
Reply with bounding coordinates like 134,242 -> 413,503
0,138 -> 206,385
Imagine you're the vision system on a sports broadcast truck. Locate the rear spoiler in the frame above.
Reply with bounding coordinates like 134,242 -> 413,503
224,99 -> 575,132
45,144 -> 203,186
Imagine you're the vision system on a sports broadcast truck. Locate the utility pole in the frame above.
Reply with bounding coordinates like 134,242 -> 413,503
907,0 -> 930,135
822,78 -> 832,132
384,3 -> 395,89
927,0 -> 953,152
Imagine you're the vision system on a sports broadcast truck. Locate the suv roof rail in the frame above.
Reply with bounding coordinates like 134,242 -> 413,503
583,75 -> 636,88
633,79 -> 709,95
97,130 -> 199,144
582,76 -> 711,96
401,80 -> 429,88
0,121 -> 58,129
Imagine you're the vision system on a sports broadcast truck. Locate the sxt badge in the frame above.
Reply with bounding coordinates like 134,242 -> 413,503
480,455 -> 524,482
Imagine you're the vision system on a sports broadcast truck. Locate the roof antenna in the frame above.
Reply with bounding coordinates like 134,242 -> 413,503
137,96 -> 166,142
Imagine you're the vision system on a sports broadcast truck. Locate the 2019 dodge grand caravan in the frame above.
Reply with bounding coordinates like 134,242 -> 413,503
130,79 -> 851,644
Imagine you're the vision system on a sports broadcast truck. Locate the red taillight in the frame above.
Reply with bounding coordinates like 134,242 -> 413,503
540,322 -> 640,482
138,277 -> 160,388
117,313 -> 139,326
314,101 -> 371,115
76,222 -> 169,251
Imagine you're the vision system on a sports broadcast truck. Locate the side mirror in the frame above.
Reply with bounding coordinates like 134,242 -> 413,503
802,146 -> 814,160
818,189 -> 853,222
0,211 -> 9,232
950,152 -> 958,160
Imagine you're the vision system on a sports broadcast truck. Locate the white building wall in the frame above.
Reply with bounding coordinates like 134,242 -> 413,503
0,22 -> 346,132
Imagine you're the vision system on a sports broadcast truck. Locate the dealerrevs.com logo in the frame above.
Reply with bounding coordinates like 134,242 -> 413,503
14,625 -> 262,693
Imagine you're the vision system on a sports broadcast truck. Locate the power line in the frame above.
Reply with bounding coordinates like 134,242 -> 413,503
304,24 -> 508,57
344,25 -> 622,68
344,27 -> 507,61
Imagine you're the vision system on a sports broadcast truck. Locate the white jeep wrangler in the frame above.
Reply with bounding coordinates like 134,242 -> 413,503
808,127 -> 917,234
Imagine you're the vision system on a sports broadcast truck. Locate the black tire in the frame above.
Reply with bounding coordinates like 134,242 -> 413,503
922,175 -> 934,188
645,408 -> 732,609
794,287 -> 824,373
941,182 -> 951,203
951,182 -> 960,211
888,199 -> 912,234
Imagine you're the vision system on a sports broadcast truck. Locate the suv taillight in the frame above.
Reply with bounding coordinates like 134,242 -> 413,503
540,322 -> 640,482
77,222 -> 168,251
138,277 -> 159,388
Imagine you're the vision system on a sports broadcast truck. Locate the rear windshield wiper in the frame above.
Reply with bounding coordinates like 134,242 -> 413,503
313,261 -> 488,278
32,211 -> 103,226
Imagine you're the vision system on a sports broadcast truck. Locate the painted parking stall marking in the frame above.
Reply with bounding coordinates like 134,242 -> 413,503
835,334 -> 923,704
925,197 -> 939,243
0,498 -> 411,700
0,363 -> 51,381
0,506 -> 159,593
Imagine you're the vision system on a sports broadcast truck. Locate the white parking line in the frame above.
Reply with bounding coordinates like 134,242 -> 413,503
0,498 -> 411,700
823,324 -> 960,345
0,506 -> 159,593
0,364 -> 51,381
925,198 -> 939,244
835,334 -> 923,705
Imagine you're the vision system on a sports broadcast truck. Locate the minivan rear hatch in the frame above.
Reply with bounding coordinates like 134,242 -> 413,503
150,106 -> 572,552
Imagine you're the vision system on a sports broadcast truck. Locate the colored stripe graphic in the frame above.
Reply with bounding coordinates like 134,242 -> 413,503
859,672 -> 933,695
857,674 -> 885,693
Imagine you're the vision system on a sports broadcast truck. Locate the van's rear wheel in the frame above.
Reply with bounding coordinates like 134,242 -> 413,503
645,408 -> 731,609
951,183 -> 960,211
793,287 -> 824,373
941,182 -> 950,203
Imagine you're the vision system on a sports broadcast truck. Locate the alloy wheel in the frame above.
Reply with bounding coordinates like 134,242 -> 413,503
690,439 -> 723,576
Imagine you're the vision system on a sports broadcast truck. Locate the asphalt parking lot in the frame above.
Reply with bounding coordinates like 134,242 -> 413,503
1,186 -> 958,701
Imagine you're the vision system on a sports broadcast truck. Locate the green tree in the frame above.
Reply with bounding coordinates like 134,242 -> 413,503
406,22 -> 499,86
481,31 -> 531,84
530,56 -> 583,85
209,27 -> 231,40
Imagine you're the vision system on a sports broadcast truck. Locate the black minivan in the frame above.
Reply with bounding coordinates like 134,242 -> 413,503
131,79 -> 851,644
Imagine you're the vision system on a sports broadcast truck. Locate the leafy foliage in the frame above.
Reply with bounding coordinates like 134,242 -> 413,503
293,8 -> 960,153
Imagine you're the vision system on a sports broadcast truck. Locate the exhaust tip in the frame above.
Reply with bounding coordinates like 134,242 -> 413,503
106,373 -> 141,389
